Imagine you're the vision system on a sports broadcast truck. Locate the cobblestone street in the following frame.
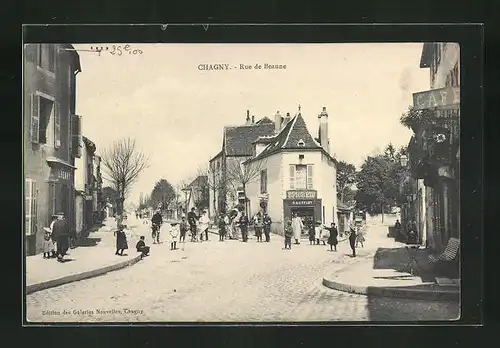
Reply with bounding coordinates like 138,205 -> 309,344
26,222 -> 459,322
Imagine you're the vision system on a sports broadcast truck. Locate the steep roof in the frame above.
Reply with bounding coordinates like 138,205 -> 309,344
224,119 -> 275,156
245,111 -> 337,165
188,175 -> 208,189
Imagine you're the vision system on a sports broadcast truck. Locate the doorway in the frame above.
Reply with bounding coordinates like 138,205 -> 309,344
291,207 -> 314,235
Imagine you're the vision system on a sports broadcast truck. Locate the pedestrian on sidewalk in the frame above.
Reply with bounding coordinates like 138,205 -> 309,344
308,220 -> 316,245
348,226 -> 357,257
263,213 -> 272,242
253,211 -> 264,242
291,214 -> 303,245
168,223 -> 179,250
239,212 -> 250,242
199,210 -> 210,241
136,236 -> 150,258
187,207 -> 198,242
284,218 -> 293,250
52,212 -> 70,262
326,222 -> 338,251
43,215 -> 58,259
179,216 -> 189,243
114,225 -> 128,256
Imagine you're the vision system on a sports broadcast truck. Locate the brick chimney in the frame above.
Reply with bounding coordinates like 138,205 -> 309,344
246,110 -> 251,125
318,106 -> 329,154
252,115 -> 255,124
283,112 -> 291,127
274,111 -> 282,133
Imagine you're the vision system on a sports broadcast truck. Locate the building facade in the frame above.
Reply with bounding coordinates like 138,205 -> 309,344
406,42 -> 460,252
244,107 -> 338,235
74,136 -> 97,238
208,110 -> 275,218
24,44 -> 82,255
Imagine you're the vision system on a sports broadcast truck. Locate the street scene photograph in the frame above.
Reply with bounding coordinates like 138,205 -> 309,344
23,42 -> 460,323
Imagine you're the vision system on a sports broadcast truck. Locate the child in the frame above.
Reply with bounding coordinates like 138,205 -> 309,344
318,222 -> 329,246
218,213 -> 227,241
284,219 -> 293,250
179,216 -> 189,243
356,226 -> 365,248
42,226 -> 54,259
136,236 -> 150,258
114,225 -> 128,256
308,221 -> 316,245
169,223 -> 180,250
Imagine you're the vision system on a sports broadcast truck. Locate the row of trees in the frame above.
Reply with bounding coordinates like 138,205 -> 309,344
336,143 -> 407,222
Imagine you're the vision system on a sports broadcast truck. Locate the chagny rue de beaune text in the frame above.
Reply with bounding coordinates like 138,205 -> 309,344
198,63 -> 286,70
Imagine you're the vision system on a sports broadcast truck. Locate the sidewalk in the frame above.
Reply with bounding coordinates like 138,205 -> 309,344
26,218 -> 144,294
322,223 -> 460,301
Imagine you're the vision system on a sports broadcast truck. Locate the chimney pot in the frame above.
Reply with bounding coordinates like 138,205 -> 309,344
252,115 -> 255,123
286,112 -> 290,116
323,106 -> 326,111
247,110 -> 250,116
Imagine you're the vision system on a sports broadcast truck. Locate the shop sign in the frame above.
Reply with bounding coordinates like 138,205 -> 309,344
286,190 -> 317,199
413,87 -> 460,110
289,200 -> 315,206
51,167 -> 72,182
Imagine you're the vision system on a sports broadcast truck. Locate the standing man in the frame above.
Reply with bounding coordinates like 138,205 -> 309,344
253,211 -> 264,242
263,213 -> 272,242
239,212 -> 249,242
348,225 -> 357,257
52,212 -> 70,262
291,213 -> 303,245
187,207 -> 198,242
151,209 -> 163,244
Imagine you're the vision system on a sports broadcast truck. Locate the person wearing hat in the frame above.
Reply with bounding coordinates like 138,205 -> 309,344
51,212 -> 70,262
187,207 -> 198,242
291,213 -> 303,245
199,210 -> 210,241
348,225 -> 357,257
326,222 -> 339,251
317,221 -> 328,245
308,220 -> 316,245
283,218 -> 293,250
43,215 -> 58,259
114,224 -> 128,256
218,212 -> 227,241
151,209 -> 163,244
179,215 -> 189,243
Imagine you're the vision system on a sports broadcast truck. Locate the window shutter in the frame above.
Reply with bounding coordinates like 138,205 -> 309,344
72,114 -> 82,158
31,180 -> 38,236
307,165 -> 313,189
54,102 -> 61,148
289,165 -> 295,189
30,94 -> 40,144
25,179 -> 32,236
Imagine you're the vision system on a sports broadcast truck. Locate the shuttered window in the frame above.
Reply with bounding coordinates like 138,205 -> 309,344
260,169 -> 267,194
72,114 -> 82,158
307,165 -> 313,189
54,102 -> 61,148
37,44 -> 56,73
30,94 -> 40,144
25,179 -> 37,236
289,165 -> 295,189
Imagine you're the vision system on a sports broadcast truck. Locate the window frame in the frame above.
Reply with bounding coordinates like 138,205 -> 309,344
36,92 -> 56,147
260,169 -> 268,194
36,44 -> 56,75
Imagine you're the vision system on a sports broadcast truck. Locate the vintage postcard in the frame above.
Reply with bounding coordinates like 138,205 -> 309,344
24,42 -> 460,323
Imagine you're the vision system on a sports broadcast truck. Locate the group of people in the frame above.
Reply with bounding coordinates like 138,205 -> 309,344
283,214 -> 340,251
42,212 -> 71,262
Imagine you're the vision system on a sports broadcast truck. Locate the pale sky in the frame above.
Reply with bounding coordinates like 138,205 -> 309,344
73,43 -> 430,205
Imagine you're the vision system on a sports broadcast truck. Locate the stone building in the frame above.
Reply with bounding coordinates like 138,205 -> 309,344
24,44 -> 82,255
405,42 -> 460,252
244,106 -> 337,235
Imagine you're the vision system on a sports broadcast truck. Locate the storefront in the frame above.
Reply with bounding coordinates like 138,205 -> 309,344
47,158 -> 76,237
283,190 -> 322,229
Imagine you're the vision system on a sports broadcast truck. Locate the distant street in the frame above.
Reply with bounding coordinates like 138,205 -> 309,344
26,218 -> 458,322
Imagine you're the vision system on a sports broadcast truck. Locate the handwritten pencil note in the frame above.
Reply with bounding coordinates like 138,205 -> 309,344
89,45 -> 144,56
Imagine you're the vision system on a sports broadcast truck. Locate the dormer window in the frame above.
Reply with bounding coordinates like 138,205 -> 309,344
297,139 -> 305,147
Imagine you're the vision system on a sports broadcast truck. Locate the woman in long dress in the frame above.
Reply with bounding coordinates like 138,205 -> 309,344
291,214 -> 303,244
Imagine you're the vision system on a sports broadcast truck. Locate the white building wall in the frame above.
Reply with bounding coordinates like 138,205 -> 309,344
74,139 -> 87,192
321,152 -> 338,225
432,43 -> 460,89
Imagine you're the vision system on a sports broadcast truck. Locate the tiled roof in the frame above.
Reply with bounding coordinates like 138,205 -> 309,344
256,113 -> 321,159
224,120 -> 275,156
188,175 -> 208,188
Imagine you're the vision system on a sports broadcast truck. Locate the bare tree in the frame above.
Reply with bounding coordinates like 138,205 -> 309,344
101,138 -> 150,222
226,158 -> 267,215
197,165 -> 225,218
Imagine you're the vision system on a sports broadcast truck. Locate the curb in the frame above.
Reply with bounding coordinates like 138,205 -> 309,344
322,277 -> 459,301
26,253 -> 143,295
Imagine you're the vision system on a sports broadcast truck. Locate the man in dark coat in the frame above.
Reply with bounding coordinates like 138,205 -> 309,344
151,210 -> 163,244
187,207 -> 198,242
263,213 -> 272,242
239,212 -> 249,242
52,213 -> 70,262
327,222 -> 339,251
348,226 -> 357,257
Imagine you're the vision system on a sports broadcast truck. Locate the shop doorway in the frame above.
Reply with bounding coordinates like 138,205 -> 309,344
291,207 -> 314,235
